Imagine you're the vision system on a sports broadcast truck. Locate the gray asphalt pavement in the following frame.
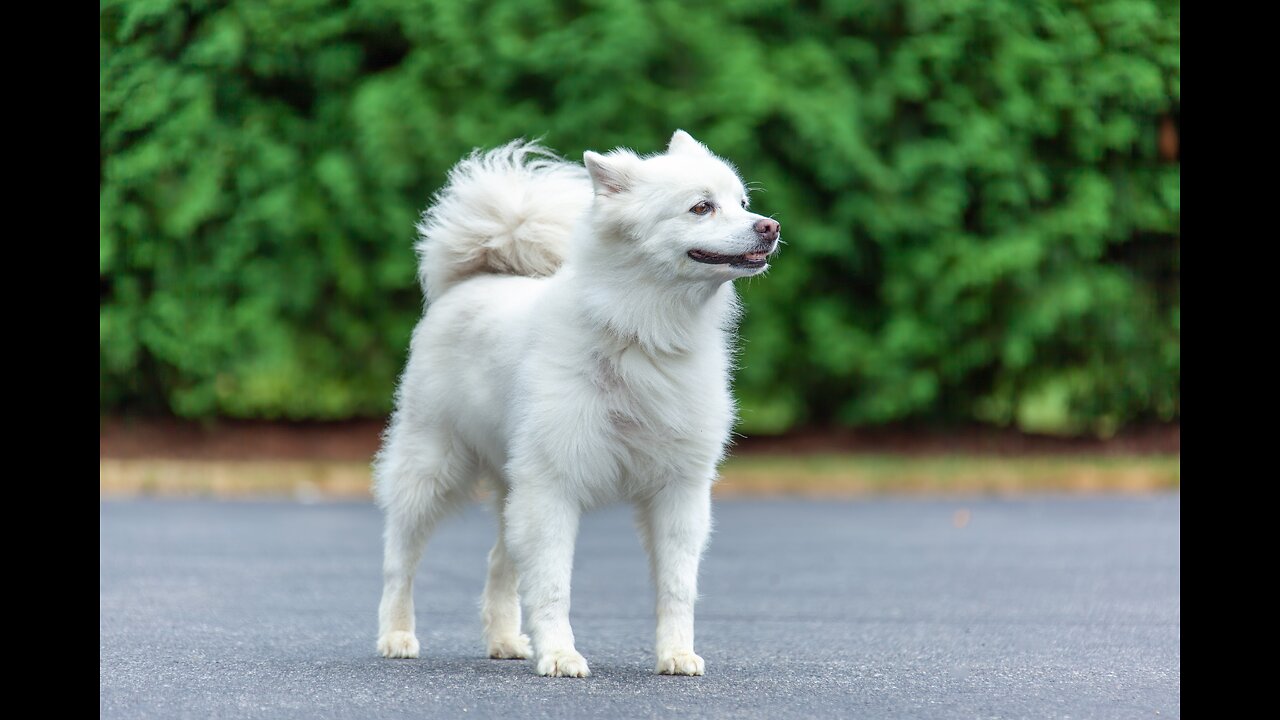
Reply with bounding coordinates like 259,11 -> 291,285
100,496 -> 1180,719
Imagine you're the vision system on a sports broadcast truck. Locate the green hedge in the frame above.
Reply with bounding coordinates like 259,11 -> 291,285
100,0 -> 1180,434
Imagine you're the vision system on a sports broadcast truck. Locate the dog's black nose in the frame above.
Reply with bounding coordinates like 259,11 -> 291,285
754,218 -> 780,242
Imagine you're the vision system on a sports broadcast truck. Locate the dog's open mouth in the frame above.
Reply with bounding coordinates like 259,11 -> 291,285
687,248 -> 771,269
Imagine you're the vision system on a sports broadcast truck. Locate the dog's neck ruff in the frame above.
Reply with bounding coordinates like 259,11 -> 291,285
568,269 -> 740,357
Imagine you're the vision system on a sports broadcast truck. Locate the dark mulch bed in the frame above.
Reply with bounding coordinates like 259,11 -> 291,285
100,417 -> 1179,461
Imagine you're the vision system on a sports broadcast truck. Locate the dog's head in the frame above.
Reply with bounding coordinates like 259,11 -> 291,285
582,130 -> 780,283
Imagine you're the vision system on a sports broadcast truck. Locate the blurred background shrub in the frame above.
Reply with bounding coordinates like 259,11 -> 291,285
100,0 -> 1179,435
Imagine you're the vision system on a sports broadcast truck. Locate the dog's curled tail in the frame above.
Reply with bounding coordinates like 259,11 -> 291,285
415,140 -> 592,302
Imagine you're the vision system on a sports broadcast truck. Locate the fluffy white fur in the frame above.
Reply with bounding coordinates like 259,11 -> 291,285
374,130 -> 780,677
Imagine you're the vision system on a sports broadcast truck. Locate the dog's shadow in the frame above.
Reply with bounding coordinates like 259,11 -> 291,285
347,653 -> 698,687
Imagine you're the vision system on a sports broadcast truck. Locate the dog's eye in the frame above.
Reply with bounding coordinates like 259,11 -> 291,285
690,201 -> 714,216
740,198 -> 748,209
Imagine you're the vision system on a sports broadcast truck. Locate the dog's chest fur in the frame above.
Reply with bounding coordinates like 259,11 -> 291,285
588,339 -> 731,471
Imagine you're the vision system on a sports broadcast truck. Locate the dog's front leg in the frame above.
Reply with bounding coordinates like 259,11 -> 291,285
639,479 -> 712,676
504,482 -> 590,677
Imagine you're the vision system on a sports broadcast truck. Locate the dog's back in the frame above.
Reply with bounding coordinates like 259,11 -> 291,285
379,141 -> 592,499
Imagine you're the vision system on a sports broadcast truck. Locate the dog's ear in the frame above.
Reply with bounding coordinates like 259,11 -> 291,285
668,129 -> 713,157
584,151 -> 638,195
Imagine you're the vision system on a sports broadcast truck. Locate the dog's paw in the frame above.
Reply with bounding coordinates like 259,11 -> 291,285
487,634 -> 533,660
377,631 -> 420,659
656,650 -> 705,676
536,648 -> 591,677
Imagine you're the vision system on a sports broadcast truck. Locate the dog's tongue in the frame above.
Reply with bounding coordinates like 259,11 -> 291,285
745,251 -> 768,262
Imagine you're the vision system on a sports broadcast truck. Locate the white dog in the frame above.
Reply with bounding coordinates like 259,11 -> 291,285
373,130 -> 780,677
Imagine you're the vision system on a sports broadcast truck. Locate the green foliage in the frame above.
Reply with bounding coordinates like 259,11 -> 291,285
101,0 -> 1180,433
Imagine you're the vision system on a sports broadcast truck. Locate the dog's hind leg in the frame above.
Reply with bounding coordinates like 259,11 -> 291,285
482,486 -> 533,659
374,423 -> 476,659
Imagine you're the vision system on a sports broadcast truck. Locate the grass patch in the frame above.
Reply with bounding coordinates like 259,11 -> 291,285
100,454 -> 1179,500
716,454 -> 1180,497
99,460 -> 374,500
